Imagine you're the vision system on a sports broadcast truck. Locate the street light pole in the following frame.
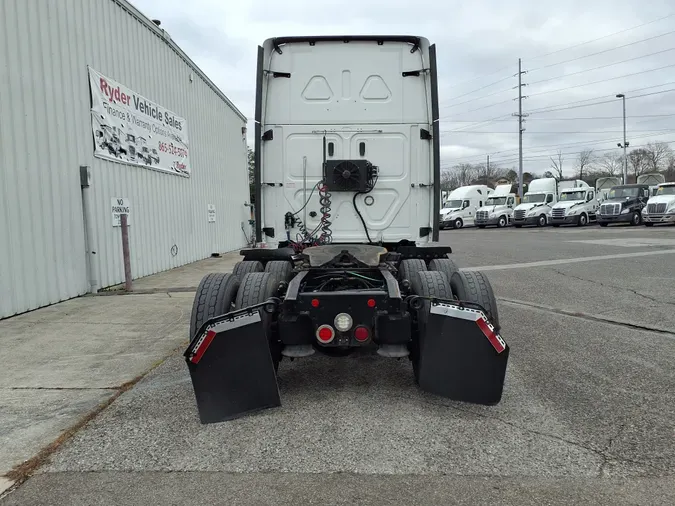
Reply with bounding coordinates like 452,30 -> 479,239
616,93 -> 628,184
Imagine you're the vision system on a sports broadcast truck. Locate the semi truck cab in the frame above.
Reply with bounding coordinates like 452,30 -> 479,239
513,177 -> 557,227
475,184 -> 516,228
550,187 -> 600,227
597,184 -> 650,227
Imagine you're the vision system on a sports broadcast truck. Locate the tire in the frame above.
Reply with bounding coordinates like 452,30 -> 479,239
599,222 -> 608,227
577,213 -> 588,227
497,216 -> 507,228
190,273 -> 240,340
453,218 -> 463,229
428,258 -> 459,283
410,271 -> 454,382
631,211 -> 642,226
264,260 -> 293,282
399,259 -> 427,285
235,272 -> 282,371
645,222 -> 654,227
232,260 -> 263,279
537,215 -> 547,227
450,270 -> 500,331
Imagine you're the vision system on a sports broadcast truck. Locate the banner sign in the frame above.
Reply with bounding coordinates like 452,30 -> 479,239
89,67 -> 190,176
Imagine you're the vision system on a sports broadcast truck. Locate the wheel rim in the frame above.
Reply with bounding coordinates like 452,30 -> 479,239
499,217 -> 505,227
633,213 -> 639,225
539,215 -> 546,226
455,219 -> 462,228
581,215 -> 586,225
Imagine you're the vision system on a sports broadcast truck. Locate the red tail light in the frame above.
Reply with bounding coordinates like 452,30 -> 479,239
311,298 -> 320,308
316,324 -> 335,343
354,326 -> 370,342
367,298 -> 376,308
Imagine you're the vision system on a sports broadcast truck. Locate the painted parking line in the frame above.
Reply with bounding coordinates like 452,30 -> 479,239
462,248 -> 675,272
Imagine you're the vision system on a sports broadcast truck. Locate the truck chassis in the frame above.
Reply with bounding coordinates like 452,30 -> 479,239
184,243 -> 509,424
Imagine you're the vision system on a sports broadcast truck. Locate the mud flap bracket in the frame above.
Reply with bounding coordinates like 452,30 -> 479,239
411,297 -> 509,405
184,299 -> 282,424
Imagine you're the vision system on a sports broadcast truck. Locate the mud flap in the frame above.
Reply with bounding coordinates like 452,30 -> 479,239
417,300 -> 509,405
184,307 -> 281,424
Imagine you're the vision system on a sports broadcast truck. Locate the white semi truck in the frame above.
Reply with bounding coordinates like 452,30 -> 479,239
475,184 -> 516,228
642,182 -> 675,226
550,181 -> 601,227
512,178 -> 557,228
595,177 -> 622,201
439,185 -> 493,229
638,173 -> 666,197
183,35 -> 509,424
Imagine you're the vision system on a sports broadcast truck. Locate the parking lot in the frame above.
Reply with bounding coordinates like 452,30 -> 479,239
2,224 -> 675,505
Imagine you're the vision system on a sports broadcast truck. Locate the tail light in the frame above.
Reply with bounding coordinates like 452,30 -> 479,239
316,324 -> 335,344
354,326 -> 370,342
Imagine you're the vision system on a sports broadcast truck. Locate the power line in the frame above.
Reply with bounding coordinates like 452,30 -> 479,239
440,74 -> 515,104
440,84 -> 516,110
444,114 -> 675,122
524,12 -> 675,62
528,86 -> 675,114
440,130 -> 675,163
527,62 -> 675,98
528,29 -> 675,72
528,47 -> 675,86
441,129 -> 675,134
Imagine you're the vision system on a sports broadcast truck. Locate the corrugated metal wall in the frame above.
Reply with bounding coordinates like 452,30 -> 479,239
0,0 -> 250,319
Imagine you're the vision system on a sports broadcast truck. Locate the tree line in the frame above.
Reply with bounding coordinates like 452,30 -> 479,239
442,141 -> 675,191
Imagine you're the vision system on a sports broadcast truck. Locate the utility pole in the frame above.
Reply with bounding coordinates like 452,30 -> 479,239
512,58 -> 528,198
616,93 -> 629,184
486,154 -> 490,185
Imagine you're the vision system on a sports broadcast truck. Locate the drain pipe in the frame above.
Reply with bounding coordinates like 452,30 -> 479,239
80,166 -> 99,293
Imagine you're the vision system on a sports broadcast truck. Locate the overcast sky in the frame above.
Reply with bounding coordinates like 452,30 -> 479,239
134,0 -> 674,176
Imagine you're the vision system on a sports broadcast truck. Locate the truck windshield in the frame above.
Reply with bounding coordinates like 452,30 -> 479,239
486,197 -> 507,205
656,186 -> 675,195
443,200 -> 462,209
521,194 -> 546,203
559,191 -> 586,201
608,187 -> 639,198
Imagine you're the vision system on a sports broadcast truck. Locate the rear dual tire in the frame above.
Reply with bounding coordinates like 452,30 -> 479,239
190,273 -> 240,340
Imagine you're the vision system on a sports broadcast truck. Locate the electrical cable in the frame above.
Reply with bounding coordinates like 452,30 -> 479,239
528,29 -> 675,72
352,167 -> 378,245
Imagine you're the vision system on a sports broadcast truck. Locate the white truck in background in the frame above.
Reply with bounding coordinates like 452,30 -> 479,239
512,177 -> 558,228
595,176 -> 622,201
642,182 -> 675,226
439,185 -> 493,229
475,184 -> 516,228
638,173 -> 666,197
550,180 -> 601,227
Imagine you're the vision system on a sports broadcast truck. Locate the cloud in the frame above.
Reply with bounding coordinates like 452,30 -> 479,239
133,0 -> 675,175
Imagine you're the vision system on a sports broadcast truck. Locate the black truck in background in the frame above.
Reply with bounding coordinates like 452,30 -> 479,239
596,184 -> 651,227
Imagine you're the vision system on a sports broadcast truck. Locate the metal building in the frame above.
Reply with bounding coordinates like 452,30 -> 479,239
0,0 -> 250,319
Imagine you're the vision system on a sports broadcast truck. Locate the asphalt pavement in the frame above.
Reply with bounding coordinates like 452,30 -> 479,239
2,223 -> 675,505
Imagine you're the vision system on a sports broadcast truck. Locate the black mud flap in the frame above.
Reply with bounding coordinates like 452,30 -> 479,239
184,304 -> 281,424
417,300 -> 509,405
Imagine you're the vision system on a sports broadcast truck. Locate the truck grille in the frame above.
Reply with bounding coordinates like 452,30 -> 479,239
600,203 -> 621,215
476,211 -> 489,220
514,209 -> 526,220
551,208 -> 566,218
647,203 -> 667,214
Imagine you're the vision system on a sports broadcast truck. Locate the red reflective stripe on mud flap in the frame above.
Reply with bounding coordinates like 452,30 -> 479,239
476,317 -> 506,353
190,330 -> 217,364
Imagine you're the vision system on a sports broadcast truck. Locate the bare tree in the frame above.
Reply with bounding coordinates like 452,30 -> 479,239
644,141 -> 672,172
628,148 -> 650,178
549,149 -> 564,180
596,152 -> 622,177
575,149 -> 595,180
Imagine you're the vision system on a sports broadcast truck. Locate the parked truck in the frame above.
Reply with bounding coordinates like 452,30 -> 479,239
512,177 -> 557,228
596,183 -> 650,227
183,36 -> 508,424
475,184 -> 516,228
637,173 -> 666,197
595,176 -> 622,201
550,181 -> 600,227
642,182 -> 675,226
439,185 -> 493,229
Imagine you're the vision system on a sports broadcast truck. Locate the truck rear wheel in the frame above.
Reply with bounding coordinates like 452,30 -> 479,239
450,270 -> 500,331
399,259 -> 427,285
235,272 -> 282,371
410,271 -> 453,382
264,260 -> 293,282
428,258 -> 459,283
190,273 -> 240,340
232,260 -> 264,279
